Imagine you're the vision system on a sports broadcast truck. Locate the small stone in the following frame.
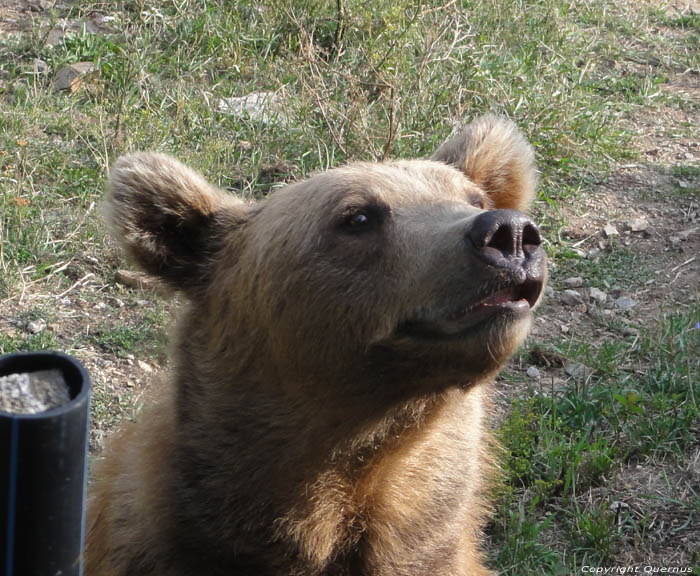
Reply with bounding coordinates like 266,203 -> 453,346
526,366 -> 541,380
678,180 -> 689,189
604,224 -> 619,237
622,325 -> 639,336
565,362 -> 592,379
586,248 -> 601,259
137,360 -> 153,374
615,296 -> 637,310
27,319 -> 47,334
53,62 -> 94,92
217,92 -> 284,124
563,276 -> 583,288
625,217 -> 649,232
589,287 -> 608,304
670,227 -> 697,245
27,0 -> 51,12
544,285 -> 554,298
47,323 -> 60,332
33,59 -> 48,74
561,289 -> 584,306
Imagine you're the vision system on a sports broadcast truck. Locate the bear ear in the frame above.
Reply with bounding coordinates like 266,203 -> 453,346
431,115 -> 537,212
104,152 -> 248,292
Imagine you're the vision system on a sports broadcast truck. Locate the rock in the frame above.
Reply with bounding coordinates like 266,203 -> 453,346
565,362 -> 592,379
615,296 -> 637,310
526,366 -> 541,380
589,287 -> 607,304
27,0 -> 51,12
678,180 -> 689,189
53,62 -> 94,92
604,224 -> 619,237
563,276 -> 583,288
670,227 -> 697,245
625,217 -> 649,232
544,285 -> 554,298
137,360 -> 153,374
27,319 -> 47,334
217,92 -> 284,124
561,289 -> 584,306
33,58 -> 48,74
586,248 -> 601,259
47,16 -> 116,47
47,323 -> 60,332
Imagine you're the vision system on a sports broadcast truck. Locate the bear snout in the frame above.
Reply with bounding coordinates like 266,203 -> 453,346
466,209 -> 545,276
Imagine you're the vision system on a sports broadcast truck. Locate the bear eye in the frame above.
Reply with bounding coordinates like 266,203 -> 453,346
346,213 -> 370,228
337,200 -> 389,234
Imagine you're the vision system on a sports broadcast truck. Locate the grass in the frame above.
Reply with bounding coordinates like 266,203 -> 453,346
2,0 -> 696,296
1,0 -> 698,571
491,307 -> 699,572
88,304 -> 168,359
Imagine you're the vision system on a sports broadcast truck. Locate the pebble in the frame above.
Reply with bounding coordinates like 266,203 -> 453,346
53,62 -> 94,92
604,224 -> 619,237
544,285 -> 554,298
33,58 -> 48,74
526,366 -> 541,380
565,362 -> 592,379
626,217 -> 649,232
563,276 -> 583,288
217,92 -> 284,124
615,296 -> 637,310
27,319 -> 47,334
137,360 -> 153,374
589,287 -> 608,304
561,289 -> 584,306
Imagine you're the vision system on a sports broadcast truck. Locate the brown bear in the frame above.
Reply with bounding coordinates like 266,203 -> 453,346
86,115 -> 546,576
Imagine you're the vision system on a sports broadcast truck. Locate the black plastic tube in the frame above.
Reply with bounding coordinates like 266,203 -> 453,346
0,352 -> 91,576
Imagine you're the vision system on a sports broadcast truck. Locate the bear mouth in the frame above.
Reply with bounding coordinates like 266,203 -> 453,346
397,279 -> 544,339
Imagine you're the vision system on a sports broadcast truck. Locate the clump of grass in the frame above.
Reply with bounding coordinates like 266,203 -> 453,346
0,330 -> 60,355
89,306 -> 168,359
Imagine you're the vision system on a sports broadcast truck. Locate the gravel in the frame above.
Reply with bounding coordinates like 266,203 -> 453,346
0,370 -> 70,414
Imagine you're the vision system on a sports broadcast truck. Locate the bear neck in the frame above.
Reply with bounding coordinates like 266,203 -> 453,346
163,309 -> 492,571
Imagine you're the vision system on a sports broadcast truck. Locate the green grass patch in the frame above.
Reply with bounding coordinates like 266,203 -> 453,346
490,307 -> 700,571
0,330 -> 60,355
89,306 -> 168,359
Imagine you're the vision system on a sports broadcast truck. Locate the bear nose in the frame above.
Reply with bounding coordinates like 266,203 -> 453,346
467,209 -> 542,265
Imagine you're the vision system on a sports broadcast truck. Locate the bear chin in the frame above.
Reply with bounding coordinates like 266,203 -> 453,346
369,308 -> 532,385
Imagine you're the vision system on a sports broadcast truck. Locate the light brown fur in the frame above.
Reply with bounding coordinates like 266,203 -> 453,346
86,116 -> 544,575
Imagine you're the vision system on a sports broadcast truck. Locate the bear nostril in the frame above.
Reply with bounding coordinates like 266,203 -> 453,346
522,223 -> 541,252
468,209 -> 543,263
485,224 -> 515,255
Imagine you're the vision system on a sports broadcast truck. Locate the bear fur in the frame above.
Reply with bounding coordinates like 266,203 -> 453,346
86,115 -> 546,576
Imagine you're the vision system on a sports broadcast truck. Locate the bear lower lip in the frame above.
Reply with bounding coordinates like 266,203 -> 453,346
397,280 -> 542,340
